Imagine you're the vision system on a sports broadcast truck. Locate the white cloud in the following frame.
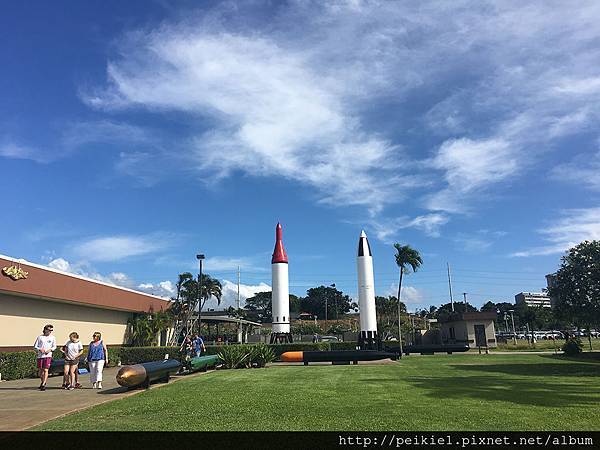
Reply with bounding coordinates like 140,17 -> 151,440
369,213 -> 449,242
384,283 -> 424,306
452,234 -> 492,253
0,141 -> 46,162
48,257 -> 71,272
511,208 -> 600,257
219,279 -> 272,309
9,1 -> 599,228
137,280 -> 175,298
204,256 -> 268,272
551,150 -> 600,191
46,257 -> 135,288
72,234 -> 173,262
426,138 -> 519,213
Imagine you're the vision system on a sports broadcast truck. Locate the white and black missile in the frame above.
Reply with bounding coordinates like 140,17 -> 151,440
270,223 -> 292,343
357,230 -> 379,349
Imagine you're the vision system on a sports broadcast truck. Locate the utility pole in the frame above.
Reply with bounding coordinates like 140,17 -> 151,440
196,254 -> 205,335
237,266 -> 242,343
509,309 -> 517,345
447,263 -> 454,312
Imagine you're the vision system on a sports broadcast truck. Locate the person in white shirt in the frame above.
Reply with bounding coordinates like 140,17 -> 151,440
61,332 -> 83,390
33,324 -> 57,391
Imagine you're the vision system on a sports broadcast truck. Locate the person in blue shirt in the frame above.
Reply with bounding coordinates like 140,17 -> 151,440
192,334 -> 205,357
87,332 -> 108,389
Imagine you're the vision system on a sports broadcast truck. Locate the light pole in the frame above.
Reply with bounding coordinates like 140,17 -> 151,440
330,283 -> 336,321
196,254 -> 205,335
508,309 -> 516,345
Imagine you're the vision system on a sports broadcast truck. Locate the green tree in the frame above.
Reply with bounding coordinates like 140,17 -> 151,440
289,294 -> 301,313
126,310 -> 172,346
291,322 -> 323,335
244,291 -> 273,323
394,244 -> 423,353
435,301 -> 477,322
301,285 -> 355,320
549,240 -> 600,350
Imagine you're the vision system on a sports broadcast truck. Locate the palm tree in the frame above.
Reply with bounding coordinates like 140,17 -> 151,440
197,274 -> 223,333
394,244 -> 423,355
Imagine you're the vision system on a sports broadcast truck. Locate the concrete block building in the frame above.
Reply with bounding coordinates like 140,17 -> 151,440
438,311 -> 497,348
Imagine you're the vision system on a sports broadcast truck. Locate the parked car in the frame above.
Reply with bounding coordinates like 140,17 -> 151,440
317,335 -> 339,342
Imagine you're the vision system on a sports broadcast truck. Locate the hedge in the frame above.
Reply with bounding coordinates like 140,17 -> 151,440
268,342 -> 330,357
0,351 -> 38,380
331,341 -> 359,350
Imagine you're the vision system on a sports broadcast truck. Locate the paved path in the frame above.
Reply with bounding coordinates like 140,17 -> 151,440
0,367 -> 199,431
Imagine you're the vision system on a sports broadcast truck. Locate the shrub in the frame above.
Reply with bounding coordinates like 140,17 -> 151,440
330,341 -> 359,351
325,323 -> 352,335
269,342 -> 329,358
562,338 -> 583,356
0,351 -> 37,380
218,345 -> 250,369
291,323 -> 323,335
118,346 -> 180,365
248,344 -> 275,368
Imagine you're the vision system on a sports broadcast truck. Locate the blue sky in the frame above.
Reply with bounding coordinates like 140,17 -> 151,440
2,1 -> 600,311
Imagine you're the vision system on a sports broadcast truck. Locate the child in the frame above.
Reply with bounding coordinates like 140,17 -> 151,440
62,332 -> 83,390
33,324 -> 56,391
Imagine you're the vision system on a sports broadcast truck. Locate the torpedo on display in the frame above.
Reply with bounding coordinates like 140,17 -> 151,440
386,344 -> 471,355
280,350 -> 398,365
188,354 -> 220,372
116,359 -> 181,389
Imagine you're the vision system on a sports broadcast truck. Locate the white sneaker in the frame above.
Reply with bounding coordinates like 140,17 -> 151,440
92,382 -> 97,389
97,382 -> 102,389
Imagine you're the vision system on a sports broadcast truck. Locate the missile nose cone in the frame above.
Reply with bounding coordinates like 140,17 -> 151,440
272,222 -> 288,264
357,230 -> 372,257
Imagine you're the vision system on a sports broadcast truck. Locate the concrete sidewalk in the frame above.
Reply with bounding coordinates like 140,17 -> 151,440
0,367 -> 194,431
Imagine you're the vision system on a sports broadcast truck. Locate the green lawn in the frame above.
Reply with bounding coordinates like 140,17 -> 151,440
493,338 -> 600,352
35,354 -> 600,431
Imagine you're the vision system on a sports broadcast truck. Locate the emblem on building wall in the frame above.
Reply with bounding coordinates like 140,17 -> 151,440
2,265 -> 29,280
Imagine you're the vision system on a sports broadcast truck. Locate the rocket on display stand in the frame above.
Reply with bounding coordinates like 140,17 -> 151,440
270,223 -> 293,343
357,230 -> 380,350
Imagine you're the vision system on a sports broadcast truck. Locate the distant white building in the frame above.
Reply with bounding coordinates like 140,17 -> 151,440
515,291 -> 552,308
545,273 -> 558,307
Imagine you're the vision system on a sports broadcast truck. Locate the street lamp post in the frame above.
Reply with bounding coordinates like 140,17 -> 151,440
330,283 -> 336,321
508,309 -> 516,345
196,254 -> 205,335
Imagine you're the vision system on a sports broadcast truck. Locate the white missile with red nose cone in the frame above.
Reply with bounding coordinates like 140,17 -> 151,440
357,230 -> 379,349
270,223 -> 292,343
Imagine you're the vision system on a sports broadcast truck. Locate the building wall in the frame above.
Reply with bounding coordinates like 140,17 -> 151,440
440,319 -> 497,347
515,292 -> 552,308
0,293 -> 132,350
465,319 -> 497,347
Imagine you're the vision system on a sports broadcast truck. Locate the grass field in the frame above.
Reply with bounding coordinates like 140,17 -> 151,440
493,338 -> 599,352
35,354 -> 600,431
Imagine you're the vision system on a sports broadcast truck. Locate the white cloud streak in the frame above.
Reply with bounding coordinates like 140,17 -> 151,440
9,1 -> 600,237
72,234 -> 174,262
511,208 -> 600,257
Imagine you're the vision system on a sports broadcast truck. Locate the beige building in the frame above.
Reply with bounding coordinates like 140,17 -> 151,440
0,255 -> 170,351
439,311 -> 497,348
515,291 -> 552,308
